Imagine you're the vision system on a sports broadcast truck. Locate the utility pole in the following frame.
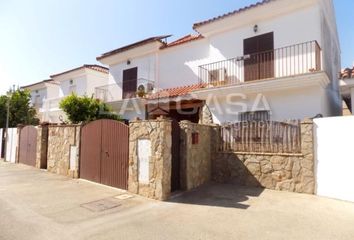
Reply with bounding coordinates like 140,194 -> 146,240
4,85 -> 15,162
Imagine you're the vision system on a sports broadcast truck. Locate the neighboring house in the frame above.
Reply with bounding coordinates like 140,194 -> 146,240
21,79 -> 60,122
30,64 -> 109,123
339,66 -> 354,115
97,0 -> 342,124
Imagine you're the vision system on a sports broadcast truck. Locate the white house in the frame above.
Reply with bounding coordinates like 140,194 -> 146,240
98,0 -> 341,123
24,64 -> 109,123
21,79 -> 60,122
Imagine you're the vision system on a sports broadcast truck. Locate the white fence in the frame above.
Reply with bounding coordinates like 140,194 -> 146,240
0,128 -> 18,163
314,116 -> 354,202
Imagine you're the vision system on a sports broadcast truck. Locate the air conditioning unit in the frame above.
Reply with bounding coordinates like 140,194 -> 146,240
209,68 -> 228,85
137,79 -> 154,94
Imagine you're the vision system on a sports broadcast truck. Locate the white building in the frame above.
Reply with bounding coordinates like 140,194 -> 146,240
23,65 -> 109,123
21,79 -> 60,122
97,0 -> 342,124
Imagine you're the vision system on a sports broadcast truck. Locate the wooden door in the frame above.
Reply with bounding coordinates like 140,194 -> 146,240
244,32 -> 274,81
80,120 -> 102,183
122,67 -> 138,99
100,119 -> 129,189
18,126 -> 37,167
80,119 -> 129,189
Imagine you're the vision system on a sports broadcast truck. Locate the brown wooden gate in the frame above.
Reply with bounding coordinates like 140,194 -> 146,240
18,126 -> 37,166
80,119 -> 129,189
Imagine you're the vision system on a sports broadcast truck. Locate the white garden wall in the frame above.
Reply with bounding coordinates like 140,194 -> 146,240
0,128 -> 18,163
314,116 -> 354,202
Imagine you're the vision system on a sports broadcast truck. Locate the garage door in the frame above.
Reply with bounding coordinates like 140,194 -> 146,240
80,119 -> 129,189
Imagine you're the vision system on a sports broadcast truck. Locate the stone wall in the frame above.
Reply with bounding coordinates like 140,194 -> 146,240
128,118 -> 172,200
212,120 -> 315,194
180,121 -> 212,190
35,124 -> 48,169
47,125 -> 80,178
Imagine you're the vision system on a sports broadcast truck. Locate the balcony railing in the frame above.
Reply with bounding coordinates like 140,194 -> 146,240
95,78 -> 155,102
41,97 -> 63,112
198,41 -> 322,86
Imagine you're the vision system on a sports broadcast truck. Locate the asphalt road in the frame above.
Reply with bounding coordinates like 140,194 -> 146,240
1,161 -> 354,240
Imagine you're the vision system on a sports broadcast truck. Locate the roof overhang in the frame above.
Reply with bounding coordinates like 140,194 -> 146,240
193,0 -> 317,37
339,78 -> 354,96
21,80 -> 59,91
97,41 -> 164,66
192,71 -> 329,99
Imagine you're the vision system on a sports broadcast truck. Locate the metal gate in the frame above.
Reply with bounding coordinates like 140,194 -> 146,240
80,119 -> 129,189
18,126 -> 37,166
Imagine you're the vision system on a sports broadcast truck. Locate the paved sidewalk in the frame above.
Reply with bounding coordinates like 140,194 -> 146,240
1,161 -> 354,240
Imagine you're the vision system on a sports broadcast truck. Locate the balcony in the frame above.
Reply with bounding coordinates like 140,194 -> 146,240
198,41 -> 321,86
95,78 -> 155,102
41,97 -> 63,112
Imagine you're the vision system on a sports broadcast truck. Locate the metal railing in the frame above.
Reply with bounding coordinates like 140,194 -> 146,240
95,78 -> 155,102
198,41 -> 322,86
219,120 -> 302,154
41,97 -> 64,112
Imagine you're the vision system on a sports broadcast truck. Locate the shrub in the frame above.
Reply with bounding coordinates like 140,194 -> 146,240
59,94 -> 121,124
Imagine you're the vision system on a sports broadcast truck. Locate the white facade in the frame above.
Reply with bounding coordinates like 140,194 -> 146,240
314,116 -> 354,202
25,81 -> 60,110
41,68 -> 109,123
98,0 -> 341,122
4,128 -> 18,163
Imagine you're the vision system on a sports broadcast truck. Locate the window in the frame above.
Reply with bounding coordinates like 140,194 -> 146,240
122,67 -> 138,99
34,95 -> 41,108
69,85 -> 76,94
239,110 -> 270,122
192,132 -> 199,145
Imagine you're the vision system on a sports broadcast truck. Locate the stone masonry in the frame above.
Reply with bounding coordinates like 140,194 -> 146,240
128,118 -> 172,200
212,120 -> 315,194
47,125 -> 80,178
180,121 -> 212,190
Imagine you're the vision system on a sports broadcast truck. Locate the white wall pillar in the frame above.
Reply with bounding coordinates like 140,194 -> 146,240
351,88 -> 354,115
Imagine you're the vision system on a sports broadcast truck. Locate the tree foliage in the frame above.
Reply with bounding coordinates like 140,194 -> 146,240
59,94 -> 121,124
0,89 -> 39,128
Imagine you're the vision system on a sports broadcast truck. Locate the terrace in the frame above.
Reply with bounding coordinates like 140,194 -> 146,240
198,41 -> 321,87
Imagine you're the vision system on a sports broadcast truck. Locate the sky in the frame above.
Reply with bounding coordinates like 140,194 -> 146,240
0,0 -> 353,94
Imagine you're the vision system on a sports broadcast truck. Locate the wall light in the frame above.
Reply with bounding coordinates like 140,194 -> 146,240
253,24 -> 258,33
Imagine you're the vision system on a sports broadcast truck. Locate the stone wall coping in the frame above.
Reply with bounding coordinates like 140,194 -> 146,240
47,124 -> 81,128
218,151 -> 304,157
179,121 -> 217,128
129,119 -> 172,124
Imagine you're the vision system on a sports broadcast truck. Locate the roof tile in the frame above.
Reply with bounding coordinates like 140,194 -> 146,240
161,34 -> 204,49
148,83 -> 206,100
193,0 -> 274,29
340,67 -> 354,79
50,64 -> 108,78
97,35 -> 171,60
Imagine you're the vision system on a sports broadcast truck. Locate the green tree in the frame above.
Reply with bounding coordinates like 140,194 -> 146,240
0,89 -> 39,128
59,94 -> 121,124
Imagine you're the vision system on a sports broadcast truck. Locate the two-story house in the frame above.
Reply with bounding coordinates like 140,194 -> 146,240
21,79 -> 60,122
99,0 -> 341,124
23,64 -> 109,123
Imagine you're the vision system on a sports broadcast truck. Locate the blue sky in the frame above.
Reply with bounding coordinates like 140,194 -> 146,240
0,0 -> 353,94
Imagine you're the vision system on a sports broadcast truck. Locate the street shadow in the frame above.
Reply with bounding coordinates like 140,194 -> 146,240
168,182 -> 264,209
